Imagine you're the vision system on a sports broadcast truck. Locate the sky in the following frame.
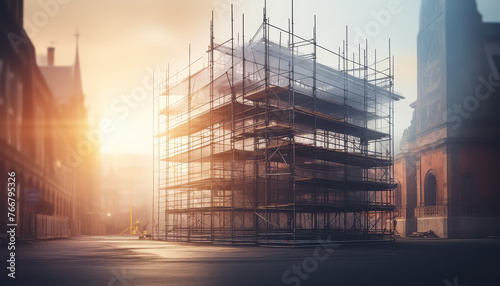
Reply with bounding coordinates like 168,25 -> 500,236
24,0 -> 500,155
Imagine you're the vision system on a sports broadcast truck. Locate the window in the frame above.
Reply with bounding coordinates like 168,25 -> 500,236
16,81 -> 23,151
424,172 -> 437,206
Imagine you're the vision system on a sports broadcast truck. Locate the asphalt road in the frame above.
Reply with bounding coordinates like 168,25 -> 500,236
1,236 -> 499,286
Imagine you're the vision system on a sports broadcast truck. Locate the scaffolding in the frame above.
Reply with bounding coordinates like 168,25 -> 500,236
153,5 -> 402,246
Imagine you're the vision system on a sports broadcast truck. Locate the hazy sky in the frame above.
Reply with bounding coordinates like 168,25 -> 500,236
24,0 -> 500,155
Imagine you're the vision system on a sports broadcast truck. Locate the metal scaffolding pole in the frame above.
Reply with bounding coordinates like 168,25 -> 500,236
152,3 -> 400,246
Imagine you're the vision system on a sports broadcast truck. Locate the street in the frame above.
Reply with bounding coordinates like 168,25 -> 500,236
2,236 -> 500,286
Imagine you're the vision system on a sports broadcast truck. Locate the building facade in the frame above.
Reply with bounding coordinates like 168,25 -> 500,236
394,0 -> 500,238
39,43 -> 102,235
0,0 -> 101,240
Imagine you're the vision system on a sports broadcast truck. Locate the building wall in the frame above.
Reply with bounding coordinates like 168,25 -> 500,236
394,154 -> 418,237
0,0 -> 99,239
452,145 -> 500,212
397,142 -> 500,238
38,49 -> 103,236
418,147 -> 446,206
395,0 -> 500,238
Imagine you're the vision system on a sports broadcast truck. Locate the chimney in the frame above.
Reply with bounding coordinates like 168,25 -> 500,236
47,47 -> 55,66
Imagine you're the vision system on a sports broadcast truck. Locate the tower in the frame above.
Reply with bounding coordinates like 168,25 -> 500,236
39,32 -> 102,236
395,0 -> 500,238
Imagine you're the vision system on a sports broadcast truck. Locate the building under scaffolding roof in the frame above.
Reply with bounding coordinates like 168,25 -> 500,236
153,5 -> 403,246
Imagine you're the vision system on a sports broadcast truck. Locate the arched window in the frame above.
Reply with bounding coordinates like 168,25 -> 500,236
424,172 -> 437,206
461,173 -> 475,202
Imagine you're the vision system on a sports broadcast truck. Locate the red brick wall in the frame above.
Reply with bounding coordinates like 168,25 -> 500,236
456,146 -> 500,201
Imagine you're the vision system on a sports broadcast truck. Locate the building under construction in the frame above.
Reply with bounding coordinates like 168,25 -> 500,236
153,6 -> 402,246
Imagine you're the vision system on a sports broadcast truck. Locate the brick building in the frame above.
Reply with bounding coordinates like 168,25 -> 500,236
0,0 -> 101,240
394,0 -> 500,238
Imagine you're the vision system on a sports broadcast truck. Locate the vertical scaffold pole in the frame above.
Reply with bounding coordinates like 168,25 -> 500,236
291,0 -> 296,243
312,14 -> 318,233
230,3 -> 235,245
165,65 -> 170,241
152,70 -> 155,239
209,11 -> 215,243
263,0 -> 269,245
187,44 -> 191,242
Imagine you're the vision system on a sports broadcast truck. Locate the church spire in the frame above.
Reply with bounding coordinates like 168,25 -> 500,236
73,27 -> 83,96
